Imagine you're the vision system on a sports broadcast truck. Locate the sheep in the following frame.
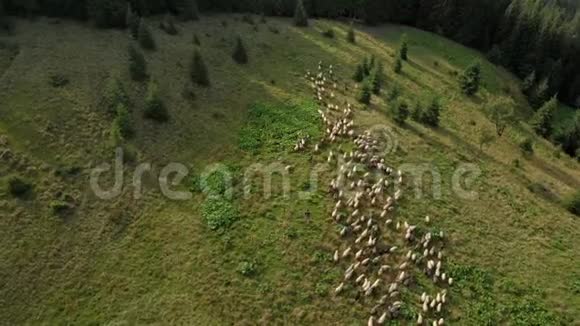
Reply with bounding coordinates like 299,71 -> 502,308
335,282 -> 345,294
368,316 -> 375,326
333,250 -> 339,262
425,215 -> 430,224
342,247 -> 352,258
422,301 -> 429,312
438,318 -> 444,325
417,313 -> 423,325
377,312 -> 387,324
448,277 -> 453,285
436,302 -> 442,313
356,274 -> 366,284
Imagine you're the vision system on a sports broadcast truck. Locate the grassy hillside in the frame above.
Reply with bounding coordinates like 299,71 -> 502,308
0,15 -> 579,325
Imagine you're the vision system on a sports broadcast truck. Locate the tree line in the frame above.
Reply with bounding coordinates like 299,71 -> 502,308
0,0 -> 578,107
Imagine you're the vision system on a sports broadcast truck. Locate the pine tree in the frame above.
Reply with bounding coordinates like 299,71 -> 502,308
347,23 -> 356,43
114,103 -> 132,139
128,45 -> 147,82
161,15 -> 178,35
394,56 -> 403,74
358,81 -> 372,104
353,64 -> 365,82
138,19 -> 156,50
293,0 -> 308,27
399,34 -> 408,61
190,49 -> 210,87
181,0 -> 200,21
127,6 -> 140,39
459,60 -> 481,95
531,96 -> 557,138
487,97 -> 514,137
144,81 -> 169,122
232,36 -> 248,64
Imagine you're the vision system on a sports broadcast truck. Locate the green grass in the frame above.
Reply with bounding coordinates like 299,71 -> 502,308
0,15 -> 579,325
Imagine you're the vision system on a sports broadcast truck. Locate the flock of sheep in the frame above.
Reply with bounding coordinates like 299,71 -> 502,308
299,62 -> 453,325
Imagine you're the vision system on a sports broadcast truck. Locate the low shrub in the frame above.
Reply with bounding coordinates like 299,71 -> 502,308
7,176 -> 32,197
519,138 -> 534,155
49,73 -> 69,88
237,260 -> 258,277
202,197 -> 237,230
565,190 -> 580,217
322,28 -> 334,38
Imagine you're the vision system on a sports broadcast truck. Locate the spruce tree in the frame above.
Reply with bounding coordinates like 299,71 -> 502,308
530,78 -> 549,109
347,23 -> 356,43
422,96 -> 442,127
126,6 -> 140,39
114,103 -> 132,138
399,34 -> 408,61
459,60 -> 482,95
521,70 -> 536,97
370,67 -> 382,95
232,36 -> 248,64
144,81 -> 169,122
190,49 -> 210,87
393,100 -> 410,125
394,56 -> 403,74
353,64 -> 365,83
358,81 -> 372,105
128,45 -> 147,82
531,96 -> 557,138
293,0 -> 308,27
138,19 -> 156,50
103,74 -> 129,114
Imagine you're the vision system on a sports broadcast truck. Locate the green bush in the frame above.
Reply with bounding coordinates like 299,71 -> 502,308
232,36 -> 248,64
190,49 -> 210,87
144,81 -> 169,122
49,73 -> 69,88
322,28 -> 334,38
237,260 -> 258,277
459,60 -> 482,95
565,190 -> 580,217
519,138 -> 534,155
7,176 -> 32,197
202,197 -> 238,230
128,45 -> 147,81
50,200 -> 72,215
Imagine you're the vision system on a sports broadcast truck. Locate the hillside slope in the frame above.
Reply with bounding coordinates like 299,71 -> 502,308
0,15 -> 578,325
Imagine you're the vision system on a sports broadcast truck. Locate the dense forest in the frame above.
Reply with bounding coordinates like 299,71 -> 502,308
3,0 -> 578,108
